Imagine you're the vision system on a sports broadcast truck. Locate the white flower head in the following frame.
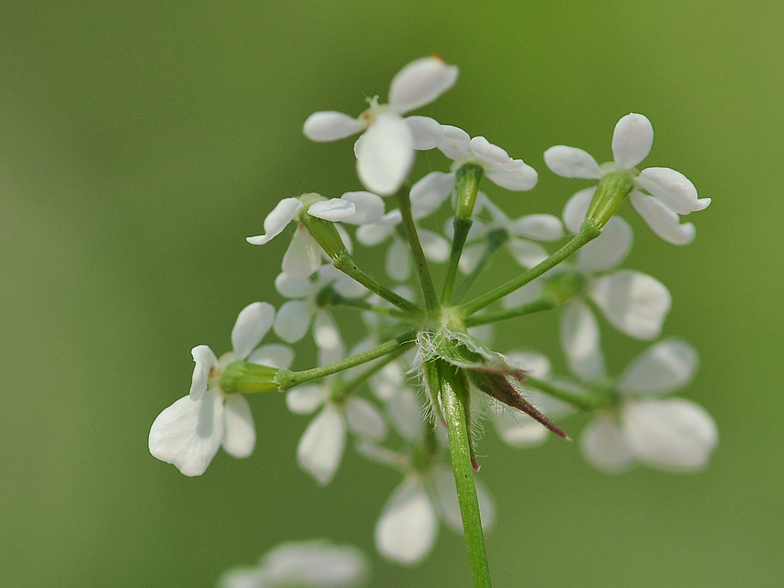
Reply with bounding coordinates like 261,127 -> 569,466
303,56 -> 458,195
218,539 -> 368,588
566,338 -> 718,472
148,302 -> 293,476
544,113 -> 711,245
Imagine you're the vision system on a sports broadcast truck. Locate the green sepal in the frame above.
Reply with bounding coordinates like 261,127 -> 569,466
454,163 -> 484,220
584,172 -> 635,229
541,270 -> 587,304
300,209 -> 348,260
219,361 -> 281,394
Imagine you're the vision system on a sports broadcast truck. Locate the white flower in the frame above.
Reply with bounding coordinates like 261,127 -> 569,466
303,56 -> 458,195
218,539 -> 368,588
435,125 -> 538,191
287,376 -> 387,486
571,338 -> 718,472
544,113 -> 711,245
247,192 -> 383,279
148,303 -> 293,476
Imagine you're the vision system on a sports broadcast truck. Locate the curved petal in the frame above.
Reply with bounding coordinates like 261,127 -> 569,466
544,145 -> 602,179
356,220 -> 395,247
303,111 -> 365,142
622,399 -> 718,471
274,272 -> 313,298
345,396 -> 387,440
282,226 -> 322,278
405,116 -> 444,150
356,111 -> 414,196
273,300 -> 313,343
630,191 -> 696,245
589,270 -> 671,340
418,229 -> 450,262
286,384 -> 328,415
576,216 -> 632,272
222,394 -> 255,458
494,407 -> 548,447
388,56 -> 458,114
339,191 -> 385,224
507,239 -> 549,269
307,198 -> 356,222
386,239 -> 411,281
231,302 -> 275,360
469,136 -> 515,167
410,171 -> 454,219
485,161 -> 538,191
148,390 -> 224,476
637,167 -> 711,214
247,343 -> 294,370
562,187 -> 596,234
612,113 -> 653,170
297,406 -> 346,485
618,338 -> 698,395
375,476 -> 438,565
560,300 -> 605,381
512,214 -> 564,241
190,345 -> 218,400
580,413 -> 635,472
262,540 -> 368,587
438,125 -> 471,161
246,198 -> 302,245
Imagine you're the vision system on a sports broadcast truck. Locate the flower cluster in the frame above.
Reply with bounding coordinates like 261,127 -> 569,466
149,56 -> 716,576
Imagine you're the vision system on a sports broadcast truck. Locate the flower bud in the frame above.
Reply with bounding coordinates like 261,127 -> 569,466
219,361 -> 282,394
583,172 -> 635,230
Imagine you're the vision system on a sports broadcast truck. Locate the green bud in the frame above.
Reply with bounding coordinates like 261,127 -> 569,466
454,163 -> 484,220
219,361 -> 281,394
584,172 -> 635,230
542,271 -> 586,304
300,210 -> 348,260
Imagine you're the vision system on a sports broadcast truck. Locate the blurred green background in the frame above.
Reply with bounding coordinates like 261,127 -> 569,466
2,1 -> 781,586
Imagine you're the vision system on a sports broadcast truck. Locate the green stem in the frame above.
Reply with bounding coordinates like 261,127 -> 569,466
441,217 -> 473,305
430,360 -> 492,588
395,190 -> 440,314
459,224 -> 601,317
328,292 -> 418,322
336,346 -> 409,399
277,331 -> 415,391
333,252 -> 422,315
464,294 -> 558,327
526,375 -> 596,411
452,229 -> 509,304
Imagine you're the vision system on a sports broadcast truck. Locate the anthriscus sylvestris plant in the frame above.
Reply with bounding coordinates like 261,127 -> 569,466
149,56 -> 717,588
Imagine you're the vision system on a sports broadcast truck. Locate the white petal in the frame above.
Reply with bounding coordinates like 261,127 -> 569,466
576,216 -> 632,272
469,136 -> 515,167
334,223 -> 353,255
458,242 -> 486,274
406,116 -> 444,150
148,390 -> 224,476
485,162 -> 538,191
385,387 -> 424,441
297,406 -> 346,485
630,191 -> 696,245
507,239 -> 549,269
512,214 -> 564,241
623,399 -> 718,471
612,113 -> 654,170
356,217 -> 396,246
438,125 -> 471,161
543,145 -> 602,179
262,540 -> 368,587
247,343 -> 294,370
506,350 -> 551,378
637,167 -> 711,215
217,567 -> 263,588
190,345 -> 218,400
580,413 -> 635,472
313,311 -> 342,351
274,272 -> 312,298
419,229 -> 450,262
339,191 -> 385,224
345,396 -> 387,440
286,385 -> 328,415
303,111 -> 365,142
222,394 -> 255,458
562,187 -> 596,235
386,239 -> 411,281
494,408 -> 548,447
273,300 -> 313,343
589,270 -> 671,340
375,476 -> 438,564
410,171 -> 454,219
560,300 -> 605,381
357,111 -> 414,196
388,56 -> 458,114
618,338 -> 698,395
307,198 -> 357,222
246,198 -> 303,245
332,274 -> 368,298
501,281 -> 543,307
282,226 -> 322,278
231,302 -> 275,360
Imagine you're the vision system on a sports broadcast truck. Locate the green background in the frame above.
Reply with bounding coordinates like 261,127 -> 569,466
1,1 -> 781,586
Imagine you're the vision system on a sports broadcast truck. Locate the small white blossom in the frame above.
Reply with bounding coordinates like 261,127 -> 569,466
218,539 -> 368,588
303,56 -> 458,195
544,113 -> 711,245
149,303 -> 293,476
